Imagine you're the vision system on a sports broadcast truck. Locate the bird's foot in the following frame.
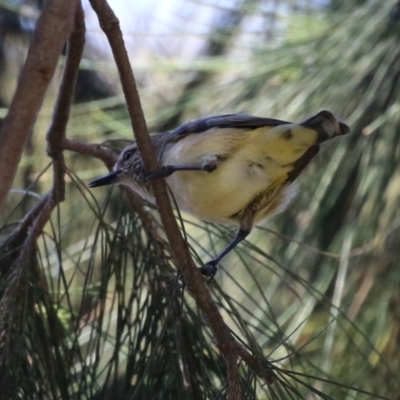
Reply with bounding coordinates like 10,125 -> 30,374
147,163 -> 217,179
199,260 -> 218,282
146,166 -> 175,179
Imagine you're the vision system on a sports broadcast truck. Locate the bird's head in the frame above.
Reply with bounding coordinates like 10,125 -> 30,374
88,143 -> 139,189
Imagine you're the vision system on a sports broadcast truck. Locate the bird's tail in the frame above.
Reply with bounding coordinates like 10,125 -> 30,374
252,110 -> 349,165
250,111 -> 350,180
284,111 -> 349,182
300,110 -> 350,142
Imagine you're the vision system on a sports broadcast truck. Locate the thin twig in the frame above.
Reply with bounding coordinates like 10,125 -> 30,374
0,0 -> 79,212
123,190 -> 168,246
63,138 -> 117,169
89,0 -> 274,393
2,194 -> 49,247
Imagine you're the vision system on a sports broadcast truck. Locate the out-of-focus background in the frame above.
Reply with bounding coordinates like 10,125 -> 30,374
1,0 -> 400,398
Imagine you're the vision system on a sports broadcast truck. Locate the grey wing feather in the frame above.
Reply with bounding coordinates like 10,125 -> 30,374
170,113 -> 291,137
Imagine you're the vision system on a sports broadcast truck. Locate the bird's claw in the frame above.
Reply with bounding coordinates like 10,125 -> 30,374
199,261 -> 218,282
146,166 -> 175,179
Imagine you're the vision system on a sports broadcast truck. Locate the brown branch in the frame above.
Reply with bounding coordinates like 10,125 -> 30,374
0,0 -> 79,212
1,4 -> 85,274
3,3 -> 86,279
27,3 -> 85,240
123,190 -> 168,247
227,363 -> 242,400
0,17 -> 86,392
4,194 -> 50,247
46,2 -> 86,204
89,0 -> 275,393
234,344 -> 275,385
6,4 -> 86,255
63,138 -> 117,169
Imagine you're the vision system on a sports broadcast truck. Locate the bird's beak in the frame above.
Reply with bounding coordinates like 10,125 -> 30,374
88,170 -> 122,188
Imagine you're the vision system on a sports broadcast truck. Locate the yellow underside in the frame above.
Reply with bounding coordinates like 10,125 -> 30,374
161,124 -> 318,223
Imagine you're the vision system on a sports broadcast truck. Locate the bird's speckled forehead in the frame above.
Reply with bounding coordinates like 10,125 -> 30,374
113,142 -> 138,170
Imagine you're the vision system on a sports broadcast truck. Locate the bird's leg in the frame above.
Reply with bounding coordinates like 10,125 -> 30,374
147,157 -> 219,179
199,227 -> 251,279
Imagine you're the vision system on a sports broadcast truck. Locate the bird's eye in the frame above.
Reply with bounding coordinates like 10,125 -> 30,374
123,151 -> 132,161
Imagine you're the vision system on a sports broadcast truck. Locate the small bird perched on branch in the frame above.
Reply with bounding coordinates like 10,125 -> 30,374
89,110 -> 349,277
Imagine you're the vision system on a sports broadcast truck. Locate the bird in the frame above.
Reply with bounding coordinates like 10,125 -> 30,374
88,110 -> 349,277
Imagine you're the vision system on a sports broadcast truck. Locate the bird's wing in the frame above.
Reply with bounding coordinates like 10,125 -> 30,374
170,113 -> 291,137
